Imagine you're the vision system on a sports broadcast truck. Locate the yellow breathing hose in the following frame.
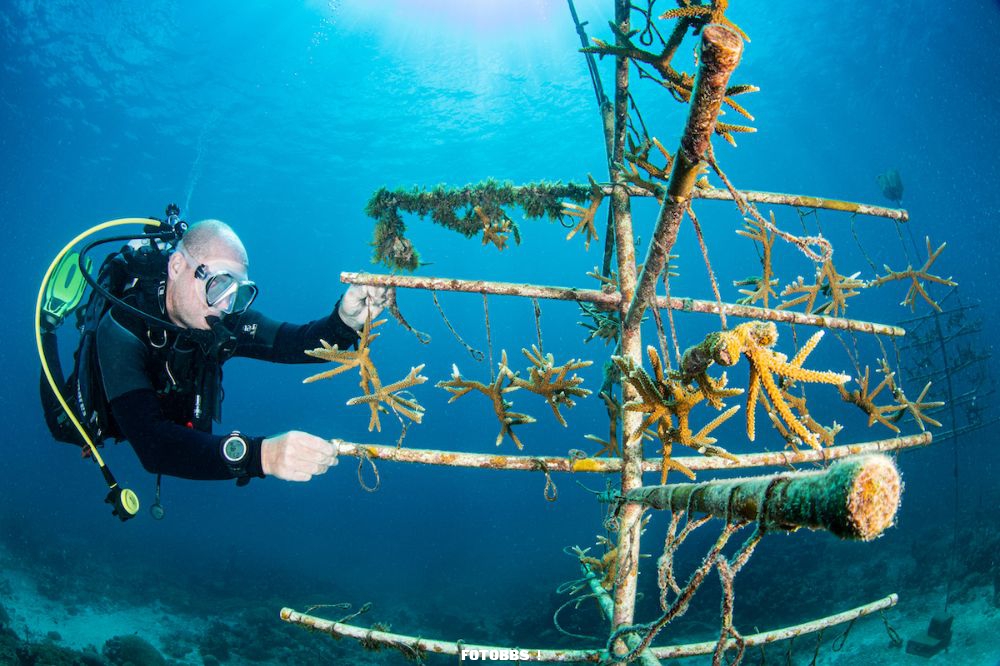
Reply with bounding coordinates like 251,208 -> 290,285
35,218 -> 163,480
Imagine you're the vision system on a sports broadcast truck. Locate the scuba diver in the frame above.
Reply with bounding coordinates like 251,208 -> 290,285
38,208 -> 387,519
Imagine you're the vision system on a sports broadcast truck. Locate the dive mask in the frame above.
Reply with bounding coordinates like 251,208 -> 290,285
178,245 -> 258,315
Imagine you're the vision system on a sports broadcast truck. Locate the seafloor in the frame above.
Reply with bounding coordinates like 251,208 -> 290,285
1,523 -> 997,665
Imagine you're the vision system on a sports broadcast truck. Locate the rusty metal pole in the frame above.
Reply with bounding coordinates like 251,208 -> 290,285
342,272 -> 907,337
607,1 -> 652,661
625,25 -> 745,331
603,185 -> 910,222
332,432 -> 930,474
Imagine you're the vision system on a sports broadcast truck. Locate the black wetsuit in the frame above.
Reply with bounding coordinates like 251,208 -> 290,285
96,300 -> 359,482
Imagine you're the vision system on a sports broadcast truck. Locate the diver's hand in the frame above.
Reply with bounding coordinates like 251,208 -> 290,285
260,431 -> 340,482
338,284 -> 389,331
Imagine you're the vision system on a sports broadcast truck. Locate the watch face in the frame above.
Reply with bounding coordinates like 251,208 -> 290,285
223,435 -> 247,462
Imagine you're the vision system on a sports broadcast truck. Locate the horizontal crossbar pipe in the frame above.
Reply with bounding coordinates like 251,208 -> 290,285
647,593 -> 899,659
334,432 -> 930,474
601,185 -> 908,222
341,272 -> 905,337
280,607 -> 600,662
280,593 -> 897,662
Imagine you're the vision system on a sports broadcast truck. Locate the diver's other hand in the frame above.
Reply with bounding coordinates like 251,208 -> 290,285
261,430 -> 339,482
338,283 -> 389,331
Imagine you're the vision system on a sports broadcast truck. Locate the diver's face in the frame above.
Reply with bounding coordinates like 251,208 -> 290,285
166,248 -> 249,330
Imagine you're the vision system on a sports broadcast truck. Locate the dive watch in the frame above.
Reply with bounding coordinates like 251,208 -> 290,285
221,431 -> 250,477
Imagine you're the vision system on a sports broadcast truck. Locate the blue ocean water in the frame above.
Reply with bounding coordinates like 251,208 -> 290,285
1,0 -> 998,664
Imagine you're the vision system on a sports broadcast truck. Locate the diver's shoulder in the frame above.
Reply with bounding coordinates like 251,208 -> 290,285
98,306 -> 147,349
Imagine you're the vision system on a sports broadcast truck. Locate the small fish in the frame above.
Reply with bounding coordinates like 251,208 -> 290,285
876,168 -> 904,205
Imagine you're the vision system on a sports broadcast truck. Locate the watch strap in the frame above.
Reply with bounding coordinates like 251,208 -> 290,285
238,435 -> 266,485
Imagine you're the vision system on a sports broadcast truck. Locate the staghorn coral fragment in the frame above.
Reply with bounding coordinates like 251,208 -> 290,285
778,259 -> 865,316
614,346 -> 742,483
584,433 -> 616,458
869,236 -> 956,311
585,265 -> 619,293
688,405 -> 741,459
562,175 -> 604,250
436,351 -> 536,449
690,322 -> 849,448
891,380 -> 944,431
624,135 -> 674,186
474,205 -> 516,251
838,365 -> 905,432
304,314 -> 428,433
734,212 -> 779,307
505,345 -> 593,427
726,84 -> 759,97
619,160 -> 665,201
303,314 -> 426,433
585,26 -> 694,103
613,354 -> 671,440
346,365 -> 428,432
303,315 -> 385,393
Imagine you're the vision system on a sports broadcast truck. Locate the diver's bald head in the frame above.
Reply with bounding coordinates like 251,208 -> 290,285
178,219 -> 249,267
